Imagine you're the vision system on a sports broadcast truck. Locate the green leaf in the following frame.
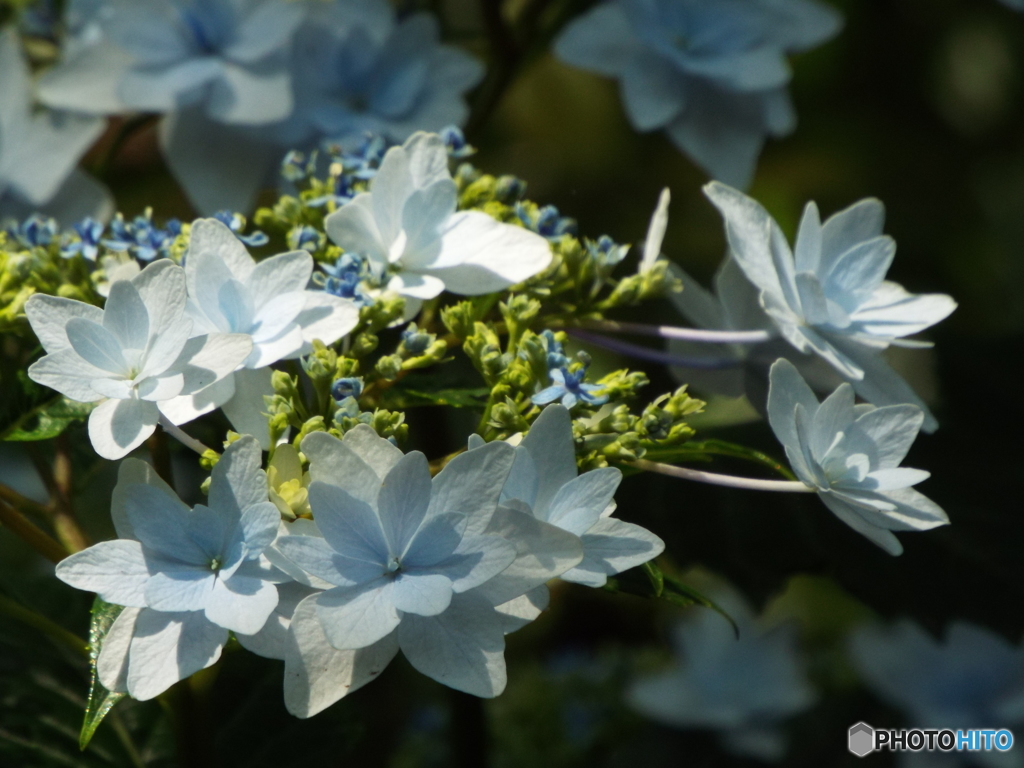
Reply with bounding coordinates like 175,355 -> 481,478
380,386 -> 490,409
605,562 -> 738,637
2,397 -> 95,442
79,598 -> 127,750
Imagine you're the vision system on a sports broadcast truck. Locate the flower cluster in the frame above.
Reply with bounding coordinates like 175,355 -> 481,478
54,412 -> 664,709
36,0 -> 483,214
554,0 -> 843,188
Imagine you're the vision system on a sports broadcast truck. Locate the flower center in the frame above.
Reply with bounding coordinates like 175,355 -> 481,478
385,556 -> 402,574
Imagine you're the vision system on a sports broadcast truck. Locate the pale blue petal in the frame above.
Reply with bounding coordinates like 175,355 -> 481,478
378,452 -> 433,556
210,435 -> 268,518
27,348 -> 108,402
103,280 -> 150,351
519,405 -> 579,518
391,572 -> 453,616
24,294 -> 104,353
620,50 -> 685,131
317,580 -> 400,650
126,609 -> 227,701
819,198 -> 886,273
809,382 -> 855,461
144,570 -> 216,612
274,535 -> 377,587
544,468 -> 622,536
401,513 -> 465,569
204,573 -> 278,635
817,492 -> 904,555
245,250 -> 313,308
306,481 -> 389,565
441,534 -> 517,593
55,540 -> 150,607
88,397 -> 160,460
65,317 -> 127,374
126,484 -> 208,565
561,516 -> 664,587
553,3 -> 637,76
499,446 -> 540,509
427,440 -> 515,537
397,591 -> 506,697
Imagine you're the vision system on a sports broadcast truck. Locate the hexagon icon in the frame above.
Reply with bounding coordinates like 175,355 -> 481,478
849,722 -> 875,757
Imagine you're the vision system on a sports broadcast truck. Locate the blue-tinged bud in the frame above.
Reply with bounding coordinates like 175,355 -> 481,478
331,377 -> 364,402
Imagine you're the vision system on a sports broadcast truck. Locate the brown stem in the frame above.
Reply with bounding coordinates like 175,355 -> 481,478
0,499 -> 68,563
49,436 -> 90,553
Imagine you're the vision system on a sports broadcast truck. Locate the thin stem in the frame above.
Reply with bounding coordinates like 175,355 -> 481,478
579,319 -> 774,345
0,499 -> 68,563
158,416 -> 213,457
51,435 -> 90,553
0,481 -> 52,520
0,594 -> 87,657
629,458 -> 815,493
567,329 -> 743,370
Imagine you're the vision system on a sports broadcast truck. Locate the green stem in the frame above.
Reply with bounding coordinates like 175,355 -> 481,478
0,594 -> 87,658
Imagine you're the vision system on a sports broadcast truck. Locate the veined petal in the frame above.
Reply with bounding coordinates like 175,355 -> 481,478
293,292 -> 360,352
105,277 -> 156,349
397,591 -> 506,697
544,467 -> 622,536
378,452 -> 432,556
429,211 -> 552,294
427,441 -> 515,537
561,517 -> 664,588
28,349 -> 108,402
391,572 -> 453,616
306,481 -> 389,566
204,574 -> 278,635
65,318 -> 128,375
316,579 -> 400,651
324,193 -> 389,267
25,294 -> 104,353
246,250 -> 313,308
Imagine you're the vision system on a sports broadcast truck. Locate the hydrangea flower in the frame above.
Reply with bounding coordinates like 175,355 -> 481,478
25,260 -> 253,459
324,132 -> 553,319
60,217 -> 106,260
38,0 -> 306,214
0,29 -> 110,223
628,587 -> 815,761
532,366 -> 609,410
706,182 -> 958,431
102,210 -> 181,262
54,438 -> 288,700
554,0 -> 843,188
849,619 -> 1024,763
484,404 -> 664,587
275,7 -> 483,151
158,218 -> 360,447
273,426 -> 579,712
767,359 -> 949,556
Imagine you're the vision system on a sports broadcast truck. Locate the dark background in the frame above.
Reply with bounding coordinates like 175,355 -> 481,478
3,0 -> 1024,765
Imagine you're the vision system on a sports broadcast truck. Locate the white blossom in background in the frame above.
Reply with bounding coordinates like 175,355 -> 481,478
158,218 -> 359,447
628,586 -> 816,762
325,132 -> 553,319
25,260 -> 252,459
473,404 -> 665,587
767,359 -> 949,556
849,620 -> 1024,768
554,0 -> 842,188
705,182 -> 957,431
37,0 -> 307,214
54,438 -> 289,700
0,29 -> 111,223
269,426 -> 581,715
276,5 -> 483,151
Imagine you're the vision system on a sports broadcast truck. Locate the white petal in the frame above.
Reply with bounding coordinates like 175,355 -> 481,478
397,591 -> 507,697
158,373 -> 235,427
246,250 -> 313,307
518,405 -> 579,518
88,398 -> 159,460
544,467 -> 622,535
110,457 -> 183,540
474,506 -> 583,606
429,211 -> 552,295
96,607 -> 140,693
204,575 -> 278,635
55,540 -> 150,607
640,188 -> 671,272
283,595 -> 400,718
560,517 -> 664,588
316,580 -> 400,651
131,260 -> 188,339
324,193 -> 389,266
24,294 -> 103,353
293,292 -> 360,351
126,609 -> 227,701
166,333 -> 253,396
27,349 -> 108,402
428,441 -> 516,537
219,367 -> 275,448
236,581 -> 316,661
